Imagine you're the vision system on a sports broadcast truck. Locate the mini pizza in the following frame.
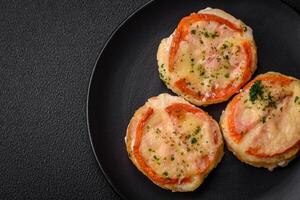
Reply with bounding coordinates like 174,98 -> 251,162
220,72 -> 300,170
125,93 -> 223,191
157,8 -> 257,106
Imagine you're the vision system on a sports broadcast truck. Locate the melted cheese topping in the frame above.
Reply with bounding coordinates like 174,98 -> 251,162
126,93 -> 223,191
140,107 -> 215,179
157,8 -> 256,105
172,21 -> 245,89
221,72 -> 300,170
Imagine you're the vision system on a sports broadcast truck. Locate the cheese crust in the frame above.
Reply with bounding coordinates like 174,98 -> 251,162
157,8 -> 257,106
125,93 -> 223,191
220,72 -> 300,170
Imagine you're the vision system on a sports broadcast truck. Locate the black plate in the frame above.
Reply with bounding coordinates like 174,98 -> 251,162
87,0 -> 300,199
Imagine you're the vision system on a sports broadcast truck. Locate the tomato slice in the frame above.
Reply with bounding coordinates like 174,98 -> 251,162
174,41 -> 252,103
133,107 -> 190,185
196,155 -> 210,174
246,140 -> 300,158
165,102 -> 205,115
169,13 -> 243,72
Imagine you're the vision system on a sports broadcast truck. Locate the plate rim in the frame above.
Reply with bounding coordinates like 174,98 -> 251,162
86,0 -> 155,199
86,0 -> 299,199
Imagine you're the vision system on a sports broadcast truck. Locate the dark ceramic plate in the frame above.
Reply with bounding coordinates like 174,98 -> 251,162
87,0 -> 300,199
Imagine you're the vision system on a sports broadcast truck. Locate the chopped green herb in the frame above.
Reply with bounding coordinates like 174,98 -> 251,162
249,80 -> 264,103
224,73 -> 230,78
201,31 -> 219,38
163,171 -> 168,176
153,155 -> 159,161
221,41 -> 233,49
191,138 -> 197,144
203,31 -> 209,38
191,29 -> 196,34
243,26 -> 248,32
295,96 -> 299,103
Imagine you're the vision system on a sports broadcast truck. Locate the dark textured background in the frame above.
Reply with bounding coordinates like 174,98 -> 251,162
1,0 -> 299,200
0,0 -> 148,199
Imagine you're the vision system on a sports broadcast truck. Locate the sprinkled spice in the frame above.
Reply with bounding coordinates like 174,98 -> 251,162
223,55 -> 229,60
266,93 -> 277,108
155,128 -> 161,134
194,126 -> 201,135
185,134 -> 191,140
171,155 -> 175,161
261,116 -> 267,123
148,148 -> 155,152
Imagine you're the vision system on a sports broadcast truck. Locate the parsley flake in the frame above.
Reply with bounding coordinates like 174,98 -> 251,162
191,138 -> 197,144
249,80 -> 264,103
